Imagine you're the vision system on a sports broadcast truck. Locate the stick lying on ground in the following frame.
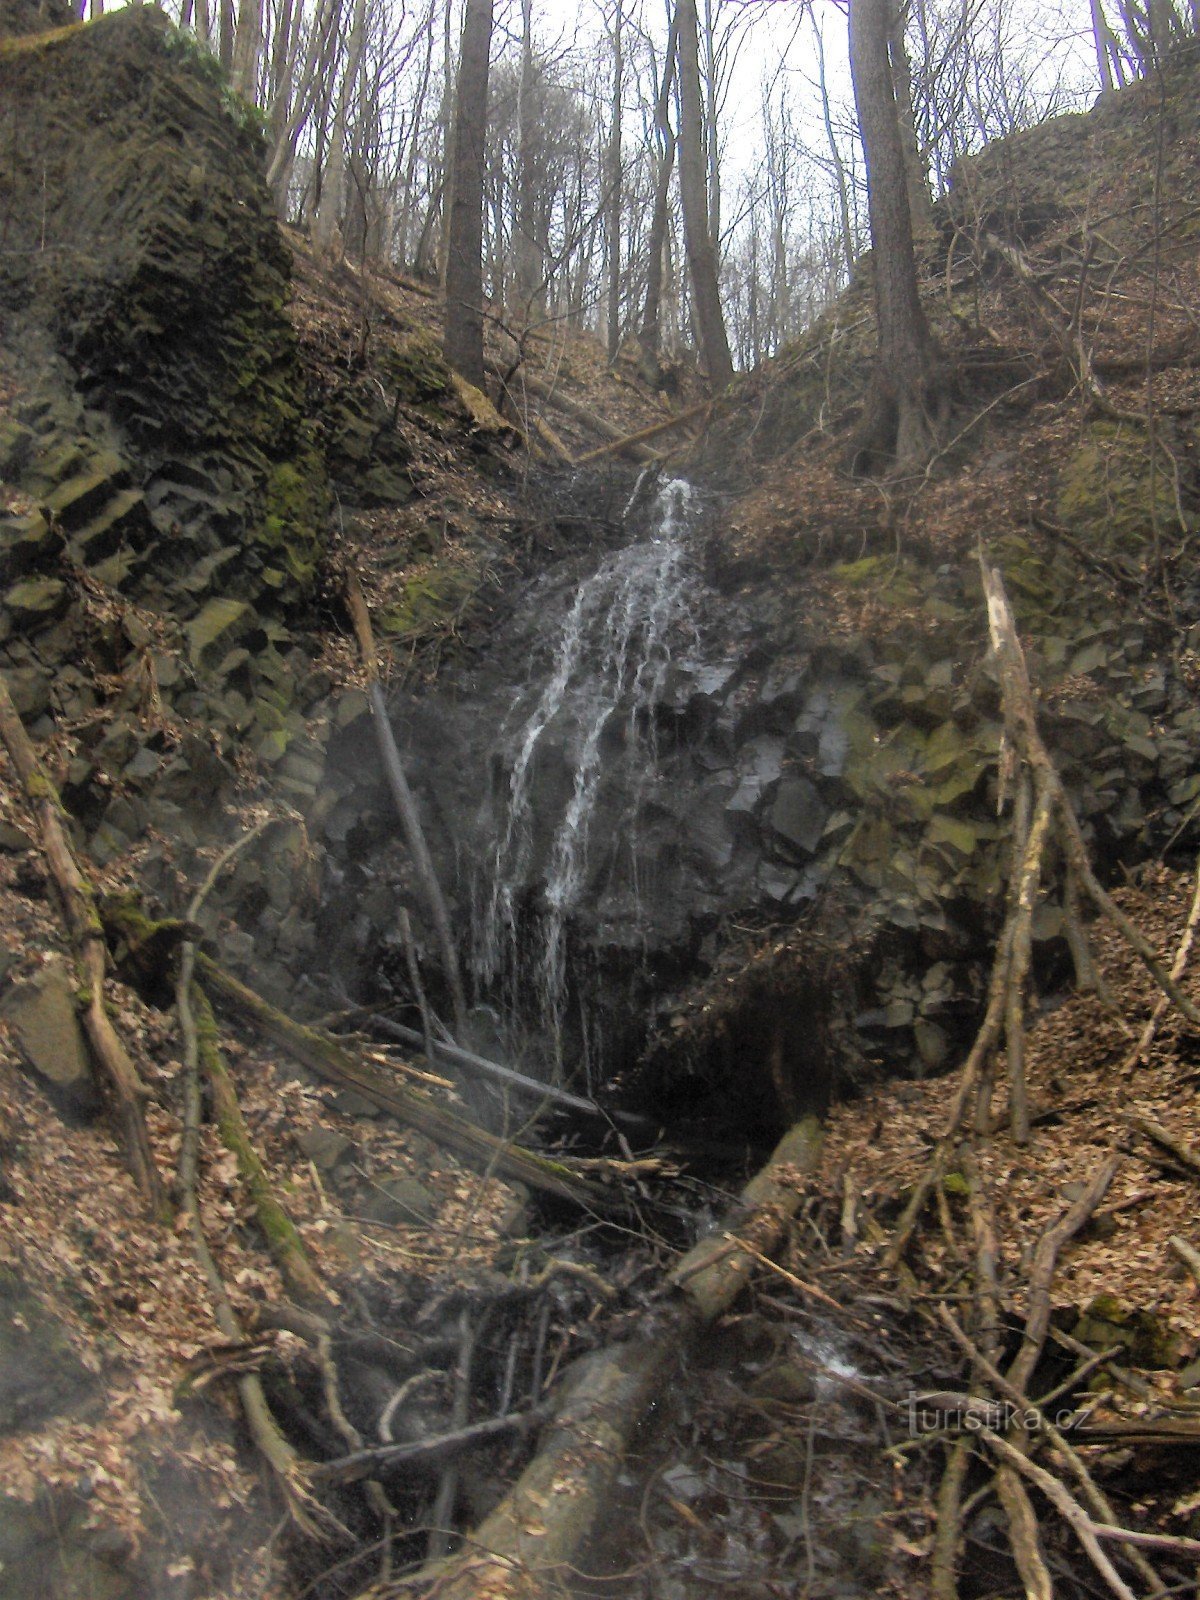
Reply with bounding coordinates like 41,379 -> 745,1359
0,672 -> 167,1217
885,556 -> 1200,1270
198,955 -> 620,1213
365,1012 -> 652,1130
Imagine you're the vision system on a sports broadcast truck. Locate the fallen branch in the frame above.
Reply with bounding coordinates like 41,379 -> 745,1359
311,1403 -> 551,1485
995,1466 -> 1054,1600
0,672 -> 167,1216
938,1306 -> 1167,1598
1127,1115 -> 1200,1179
177,940 -> 334,1537
571,398 -> 715,465
345,571 -> 469,1040
979,1428 -> 1137,1600
198,956 -> 619,1212
486,359 -> 658,460
365,1012 -> 643,1126
1007,1153 -> 1118,1393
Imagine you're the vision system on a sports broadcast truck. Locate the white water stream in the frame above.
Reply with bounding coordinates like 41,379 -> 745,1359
471,477 -> 702,1076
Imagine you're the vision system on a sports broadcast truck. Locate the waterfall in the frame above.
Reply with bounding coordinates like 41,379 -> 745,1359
471,477 -> 701,1077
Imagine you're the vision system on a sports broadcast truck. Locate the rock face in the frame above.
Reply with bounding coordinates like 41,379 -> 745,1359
313,450 -> 1200,1137
0,8 -> 327,610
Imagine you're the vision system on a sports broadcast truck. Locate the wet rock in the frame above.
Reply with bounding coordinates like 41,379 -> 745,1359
748,1358 -> 816,1406
43,453 -> 128,529
359,1172 -> 437,1226
329,1089 -> 383,1119
3,665 -> 51,720
0,957 -> 98,1119
765,777 -> 826,859
0,511 -> 58,580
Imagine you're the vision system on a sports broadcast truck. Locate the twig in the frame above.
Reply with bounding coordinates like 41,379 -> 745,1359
1007,1153 -> 1118,1394
1123,851 -> 1200,1070
979,1429 -> 1137,1600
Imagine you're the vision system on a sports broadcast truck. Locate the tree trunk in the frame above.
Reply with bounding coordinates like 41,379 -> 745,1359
604,0 -> 623,364
847,0 -> 946,473
230,0 -> 261,102
443,0 -> 493,389
637,10 -> 678,379
675,0 -> 734,389
312,0 -> 368,259
887,2 -> 933,237
514,0 -> 543,324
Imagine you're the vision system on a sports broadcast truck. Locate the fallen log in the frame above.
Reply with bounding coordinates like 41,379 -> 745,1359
0,672 -> 167,1217
486,360 -> 659,461
670,1115 -> 823,1320
382,1117 -> 824,1600
197,955 -> 618,1213
310,1404 -> 552,1485
365,1013 -> 650,1129
571,397 -> 716,466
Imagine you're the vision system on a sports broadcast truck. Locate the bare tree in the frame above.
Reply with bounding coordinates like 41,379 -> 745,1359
675,0 -> 733,387
847,0 -> 946,471
444,0 -> 494,387
604,0 -> 624,361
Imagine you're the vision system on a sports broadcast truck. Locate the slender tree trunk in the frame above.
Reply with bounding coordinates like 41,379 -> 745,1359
265,0 -> 342,212
675,0 -> 733,388
604,0 -> 623,363
443,0 -> 494,388
812,13 -> 855,278
313,0 -> 368,258
702,0 -> 721,245
514,0 -> 543,324
638,10 -> 679,378
219,0 -> 235,75
888,1 -> 933,236
847,0 -> 946,472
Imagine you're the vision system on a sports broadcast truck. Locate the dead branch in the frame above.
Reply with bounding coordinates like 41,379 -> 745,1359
177,942 -> 335,1537
312,1402 -> 551,1486
197,955 -> 618,1212
1122,850 -> 1200,1070
1127,1114 -> 1200,1178
345,571 -> 469,1041
979,1429 -> 1137,1600
938,1307 -> 1167,1597
1007,1154 -> 1118,1394
995,1466 -> 1054,1600
0,672 -> 167,1216
571,397 -> 716,465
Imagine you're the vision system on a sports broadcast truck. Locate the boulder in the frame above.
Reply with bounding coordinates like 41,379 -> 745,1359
0,957 -> 98,1119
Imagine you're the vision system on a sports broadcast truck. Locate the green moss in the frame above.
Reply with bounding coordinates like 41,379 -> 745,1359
255,452 -> 328,592
1074,1292 -> 1181,1369
1056,421 -> 1182,555
378,556 -> 481,644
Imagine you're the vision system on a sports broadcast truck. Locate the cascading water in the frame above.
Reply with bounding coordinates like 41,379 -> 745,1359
471,477 -> 702,1080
